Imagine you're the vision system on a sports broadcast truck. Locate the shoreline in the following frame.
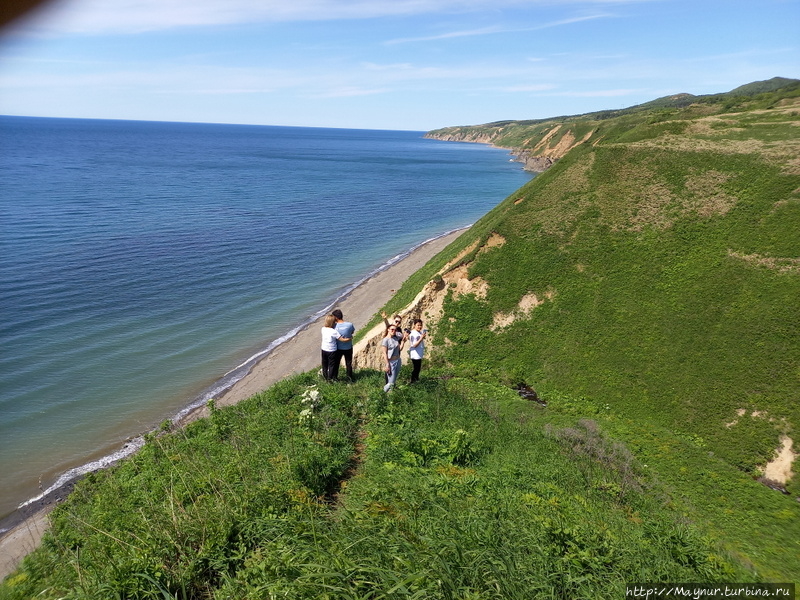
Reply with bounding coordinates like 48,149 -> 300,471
176,226 -> 468,424
0,226 -> 467,581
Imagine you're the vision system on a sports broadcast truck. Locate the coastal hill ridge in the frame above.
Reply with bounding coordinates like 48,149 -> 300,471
425,76 -> 800,172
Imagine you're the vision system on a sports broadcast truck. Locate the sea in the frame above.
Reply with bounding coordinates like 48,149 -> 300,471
0,116 -> 532,526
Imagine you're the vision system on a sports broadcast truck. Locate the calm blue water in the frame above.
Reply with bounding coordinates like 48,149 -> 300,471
0,116 -> 531,522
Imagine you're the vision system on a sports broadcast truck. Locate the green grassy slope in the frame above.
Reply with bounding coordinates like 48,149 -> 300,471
426,78 -> 800,148
2,81 -> 798,597
425,85 -> 800,579
0,374 -> 760,598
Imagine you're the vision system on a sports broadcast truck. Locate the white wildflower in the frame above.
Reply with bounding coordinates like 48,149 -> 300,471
301,386 -> 321,406
298,408 -> 313,426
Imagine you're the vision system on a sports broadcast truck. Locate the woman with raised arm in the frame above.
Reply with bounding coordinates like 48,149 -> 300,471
381,322 -> 405,392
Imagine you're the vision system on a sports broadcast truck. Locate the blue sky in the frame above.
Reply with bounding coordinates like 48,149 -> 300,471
1,0 -> 798,130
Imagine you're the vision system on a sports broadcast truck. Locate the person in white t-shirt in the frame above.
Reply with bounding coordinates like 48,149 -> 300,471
321,314 -> 350,381
407,319 -> 427,383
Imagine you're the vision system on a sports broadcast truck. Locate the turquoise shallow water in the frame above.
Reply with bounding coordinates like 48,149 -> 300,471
0,116 -> 532,523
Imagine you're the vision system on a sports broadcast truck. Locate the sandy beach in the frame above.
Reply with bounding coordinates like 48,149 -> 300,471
0,228 -> 466,581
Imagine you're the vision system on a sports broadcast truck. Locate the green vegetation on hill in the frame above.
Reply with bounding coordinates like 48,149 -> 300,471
2,79 -> 799,597
0,373 -> 757,598
426,77 -> 800,149
420,80 -> 800,579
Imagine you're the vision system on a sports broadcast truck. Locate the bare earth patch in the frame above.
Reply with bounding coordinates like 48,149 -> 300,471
728,250 -> 800,274
763,436 -> 797,485
480,232 -> 506,252
725,407 -> 749,428
353,235 -> 495,370
551,128 -> 595,157
532,124 -> 562,155
491,289 -> 556,331
445,239 -> 480,269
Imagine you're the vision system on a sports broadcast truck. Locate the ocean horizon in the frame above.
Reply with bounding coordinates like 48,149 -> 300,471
0,116 -> 532,525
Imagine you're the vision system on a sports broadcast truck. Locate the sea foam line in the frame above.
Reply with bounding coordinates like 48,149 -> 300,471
16,437 -> 146,513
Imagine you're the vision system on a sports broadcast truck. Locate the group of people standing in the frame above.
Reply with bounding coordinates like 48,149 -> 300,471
381,312 -> 427,392
319,309 -> 427,391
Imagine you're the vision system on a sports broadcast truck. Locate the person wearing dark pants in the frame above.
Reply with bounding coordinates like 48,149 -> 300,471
321,314 -> 350,381
408,319 -> 427,383
331,309 -> 356,381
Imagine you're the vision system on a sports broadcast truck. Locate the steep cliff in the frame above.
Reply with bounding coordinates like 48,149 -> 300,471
425,120 -> 598,172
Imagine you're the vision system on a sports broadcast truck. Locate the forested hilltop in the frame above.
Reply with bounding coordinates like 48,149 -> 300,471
2,79 -> 799,598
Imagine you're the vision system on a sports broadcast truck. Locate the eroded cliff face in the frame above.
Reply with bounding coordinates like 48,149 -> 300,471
511,152 -> 556,172
351,232 -> 553,371
425,123 -> 594,173
351,238 -> 485,371
351,276 -> 449,372
424,131 -> 499,145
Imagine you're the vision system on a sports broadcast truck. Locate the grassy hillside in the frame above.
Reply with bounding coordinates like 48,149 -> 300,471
0,374 -> 763,598
417,82 -> 800,578
2,81 -> 798,597
426,82 -> 800,474
425,78 -> 800,163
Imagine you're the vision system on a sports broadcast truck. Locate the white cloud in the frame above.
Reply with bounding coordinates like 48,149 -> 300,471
684,47 -> 799,64
385,13 -> 610,44
503,83 -> 557,92
385,25 -> 504,45
12,0 -> 622,36
0,62 -> 306,94
310,86 -> 390,98
362,62 -> 416,71
555,87 -> 640,97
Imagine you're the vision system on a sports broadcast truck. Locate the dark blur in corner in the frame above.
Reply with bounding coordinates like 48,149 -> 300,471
1,0 -> 55,28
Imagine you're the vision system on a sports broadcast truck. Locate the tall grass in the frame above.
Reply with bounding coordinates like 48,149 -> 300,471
1,371 -> 753,598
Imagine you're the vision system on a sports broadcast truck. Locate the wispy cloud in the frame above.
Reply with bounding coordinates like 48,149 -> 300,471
385,25 -> 505,45
385,14 -> 611,44
683,47 -> 799,63
555,88 -> 641,97
0,62 -> 305,94
503,83 -> 557,92
362,62 -> 416,71
12,0 -> 618,36
310,86 -> 390,98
